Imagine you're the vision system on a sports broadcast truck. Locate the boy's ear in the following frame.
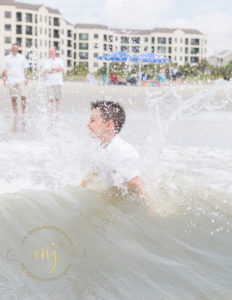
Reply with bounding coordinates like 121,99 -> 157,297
106,120 -> 115,131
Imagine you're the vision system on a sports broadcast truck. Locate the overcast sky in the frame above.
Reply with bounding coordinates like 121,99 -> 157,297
24,0 -> 232,55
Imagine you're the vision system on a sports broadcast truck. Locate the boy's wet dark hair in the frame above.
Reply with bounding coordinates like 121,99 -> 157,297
91,100 -> 126,133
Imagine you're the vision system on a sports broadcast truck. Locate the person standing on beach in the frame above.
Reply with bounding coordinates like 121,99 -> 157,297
44,47 -> 64,121
2,44 -> 29,131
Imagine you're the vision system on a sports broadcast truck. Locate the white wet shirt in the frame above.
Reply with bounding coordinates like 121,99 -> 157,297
44,57 -> 64,86
3,53 -> 28,85
92,135 -> 141,187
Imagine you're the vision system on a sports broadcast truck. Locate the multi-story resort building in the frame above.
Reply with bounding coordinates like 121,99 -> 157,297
0,0 -> 208,73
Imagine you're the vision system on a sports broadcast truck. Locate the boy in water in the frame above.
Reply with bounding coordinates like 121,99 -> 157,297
81,101 -> 147,198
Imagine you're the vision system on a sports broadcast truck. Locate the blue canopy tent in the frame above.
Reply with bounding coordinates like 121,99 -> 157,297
98,51 -> 170,82
130,53 -> 170,80
98,51 -> 131,79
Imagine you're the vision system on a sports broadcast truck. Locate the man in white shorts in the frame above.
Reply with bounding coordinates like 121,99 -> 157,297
2,44 -> 29,131
81,101 -> 148,198
44,47 -> 64,121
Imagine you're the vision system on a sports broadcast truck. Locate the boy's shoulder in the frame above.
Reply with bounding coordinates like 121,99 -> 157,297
108,135 -> 140,159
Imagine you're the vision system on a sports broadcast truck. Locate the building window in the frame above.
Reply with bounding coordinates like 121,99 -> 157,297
94,34 -> 99,39
35,14 -> 38,23
53,18 -> 60,26
121,36 -> 129,44
180,47 -> 182,52
5,36 -> 11,44
158,37 -> 166,44
79,52 -> 88,59
74,33 -> 76,40
79,33 -> 88,40
5,24 -> 11,31
54,41 -> 59,50
132,46 -> 140,53
103,34 -> 107,41
115,36 -> 118,41
94,62 -> 98,68
157,46 -> 166,54
16,12 -> 22,21
168,47 -> 172,53
16,25 -> 22,34
67,50 -> 72,57
175,38 -> 177,43
180,56 -> 182,61
103,44 -> 107,51
94,43 -> 98,49
67,40 -> 72,47
35,39 -> 37,47
54,29 -> 59,38
67,30 -> 72,37
26,38 -> 32,47
185,56 -> 188,62
74,43 -> 76,49
45,16 -> 47,23
67,60 -> 72,67
191,48 -> 199,54
109,44 -> 113,52
74,52 -> 76,59
132,37 -> 140,44
144,37 -> 148,42
185,47 -> 188,54
94,53 -> 98,58
151,37 -> 155,44
49,17 -> 51,25
16,37 -> 22,46
121,46 -> 129,52
190,56 -> 199,63
185,38 -> 188,45
79,43 -> 88,50
151,46 -> 155,53
180,38 -> 183,43
26,13 -> 33,23
26,26 -> 32,35
169,38 -> 172,44
5,11 -> 11,18
144,46 -> 148,51
191,39 -> 200,46
109,35 -> 113,42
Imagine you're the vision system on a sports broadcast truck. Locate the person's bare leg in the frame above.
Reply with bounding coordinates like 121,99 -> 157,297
49,99 -> 54,121
55,99 -> 60,121
21,96 -> 26,131
11,97 -> 18,132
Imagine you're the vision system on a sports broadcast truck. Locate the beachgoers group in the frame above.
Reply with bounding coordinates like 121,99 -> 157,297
2,44 -> 63,131
2,44 -> 150,202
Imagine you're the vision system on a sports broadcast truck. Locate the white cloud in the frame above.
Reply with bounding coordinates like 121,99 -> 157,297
101,0 -> 173,28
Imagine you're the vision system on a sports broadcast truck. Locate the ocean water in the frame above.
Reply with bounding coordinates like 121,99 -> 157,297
0,81 -> 232,299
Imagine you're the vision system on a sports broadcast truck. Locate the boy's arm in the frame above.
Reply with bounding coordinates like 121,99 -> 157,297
80,171 -> 98,187
127,176 -> 151,201
2,70 -> 7,87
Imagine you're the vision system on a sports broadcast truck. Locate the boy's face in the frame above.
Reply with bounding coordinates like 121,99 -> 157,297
88,109 -> 114,139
